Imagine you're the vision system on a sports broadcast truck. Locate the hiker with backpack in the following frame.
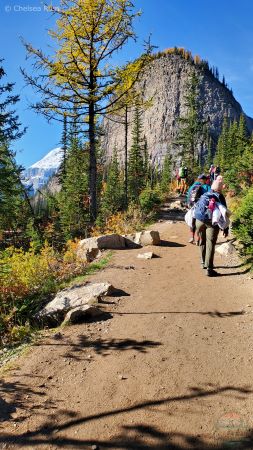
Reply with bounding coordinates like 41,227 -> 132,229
178,166 -> 188,194
194,177 -> 229,277
186,174 -> 210,244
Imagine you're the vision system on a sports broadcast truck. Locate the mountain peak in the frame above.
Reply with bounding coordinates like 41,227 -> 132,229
23,147 -> 63,195
30,147 -> 63,170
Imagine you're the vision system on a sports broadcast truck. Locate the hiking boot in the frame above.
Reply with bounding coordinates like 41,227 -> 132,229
206,269 -> 221,277
201,262 -> 207,269
188,237 -> 194,244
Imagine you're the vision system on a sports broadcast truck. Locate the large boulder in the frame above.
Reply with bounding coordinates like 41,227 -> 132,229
169,200 -> 185,210
135,230 -> 161,246
65,305 -> 103,324
35,282 -> 115,326
124,234 -> 142,249
77,234 -> 126,261
216,242 -> 236,257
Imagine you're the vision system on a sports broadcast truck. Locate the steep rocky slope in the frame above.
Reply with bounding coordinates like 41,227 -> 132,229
102,53 -> 253,166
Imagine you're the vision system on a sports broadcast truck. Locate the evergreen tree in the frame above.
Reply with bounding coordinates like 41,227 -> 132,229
214,117 -> 229,168
101,148 -> 124,218
175,71 -> 205,176
58,137 -> 89,239
0,61 -> 28,234
0,144 -> 26,232
128,104 -> 145,201
236,114 -> 248,157
58,114 -> 68,182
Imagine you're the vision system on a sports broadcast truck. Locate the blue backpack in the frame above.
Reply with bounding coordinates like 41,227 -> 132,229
194,191 -> 220,223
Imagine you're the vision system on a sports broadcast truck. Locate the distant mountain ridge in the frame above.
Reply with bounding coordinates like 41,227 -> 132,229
23,147 -> 63,195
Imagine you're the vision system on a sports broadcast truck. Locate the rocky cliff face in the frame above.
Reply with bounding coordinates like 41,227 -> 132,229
102,53 -> 253,167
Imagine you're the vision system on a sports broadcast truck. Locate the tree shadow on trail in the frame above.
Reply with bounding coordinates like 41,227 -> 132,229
64,336 -> 162,360
160,240 -> 186,248
110,310 -> 245,319
0,378 -> 48,422
0,385 -> 252,448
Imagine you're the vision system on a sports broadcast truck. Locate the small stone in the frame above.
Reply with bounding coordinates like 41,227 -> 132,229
137,252 -> 155,260
118,374 -> 127,380
47,375 -> 53,380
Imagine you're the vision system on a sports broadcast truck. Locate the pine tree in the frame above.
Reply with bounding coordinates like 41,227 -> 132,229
0,61 -> 28,235
128,104 -> 145,201
175,71 -> 205,177
214,117 -> 229,168
101,148 -> 124,218
236,114 -> 248,157
58,114 -> 68,182
58,137 -> 89,239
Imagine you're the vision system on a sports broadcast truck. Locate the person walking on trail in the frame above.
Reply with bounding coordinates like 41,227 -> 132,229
186,174 -> 211,244
178,166 -> 188,195
194,178 -> 229,277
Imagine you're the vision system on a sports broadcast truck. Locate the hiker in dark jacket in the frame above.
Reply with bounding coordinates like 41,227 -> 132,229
186,174 -> 210,244
195,178 -> 229,277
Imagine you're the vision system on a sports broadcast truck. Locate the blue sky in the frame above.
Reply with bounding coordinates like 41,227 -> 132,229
1,0 -> 253,167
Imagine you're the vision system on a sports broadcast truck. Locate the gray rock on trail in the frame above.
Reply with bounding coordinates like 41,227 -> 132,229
216,242 -> 236,257
65,305 -> 103,324
137,252 -> 155,260
125,230 -> 161,247
77,231 -> 161,258
35,282 -> 115,326
169,200 -> 185,210
77,234 -> 126,261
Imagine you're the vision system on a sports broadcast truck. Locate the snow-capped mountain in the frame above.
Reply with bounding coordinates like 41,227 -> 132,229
22,147 -> 63,195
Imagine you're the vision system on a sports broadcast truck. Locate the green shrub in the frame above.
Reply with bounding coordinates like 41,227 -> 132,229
232,187 -> 253,257
0,240 -> 87,346
139,187 -> 162,214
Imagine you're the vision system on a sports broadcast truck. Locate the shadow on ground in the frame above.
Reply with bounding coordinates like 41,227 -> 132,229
160,240 -> 186,248
111,310 -> 245,318
0,385 -> 252,448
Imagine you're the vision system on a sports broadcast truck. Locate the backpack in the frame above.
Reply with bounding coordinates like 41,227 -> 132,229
189,184 -> 202,207
179,167 -> 188,178
195,192 -> 220,223
179,167 -> 184,177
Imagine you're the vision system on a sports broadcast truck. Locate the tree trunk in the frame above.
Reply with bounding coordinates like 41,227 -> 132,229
124,105 -> 128,208
89,101 -> 97,222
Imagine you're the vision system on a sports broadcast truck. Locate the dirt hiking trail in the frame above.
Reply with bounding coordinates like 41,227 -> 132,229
1,213 -> 253,449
